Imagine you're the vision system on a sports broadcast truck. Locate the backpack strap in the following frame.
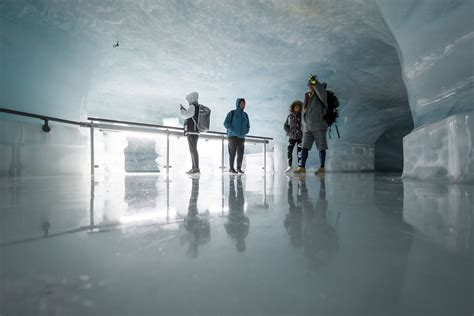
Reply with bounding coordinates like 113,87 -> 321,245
191,103 -> 199,133
226,110 -> 235,129
314,86 -> 328,109
303,92 -> 310,113
328,124 -> 341,139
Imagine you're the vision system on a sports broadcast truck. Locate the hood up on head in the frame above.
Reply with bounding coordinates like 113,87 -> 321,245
235,98 -> 245,111
186,92 -> 199,104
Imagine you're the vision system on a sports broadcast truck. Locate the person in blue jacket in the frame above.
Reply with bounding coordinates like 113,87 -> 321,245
223,98 -> 250,174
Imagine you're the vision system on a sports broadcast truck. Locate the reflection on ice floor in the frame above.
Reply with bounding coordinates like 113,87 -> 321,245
0,173 -> 473,315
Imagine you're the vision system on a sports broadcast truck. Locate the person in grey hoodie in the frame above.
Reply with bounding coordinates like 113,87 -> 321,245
180,92 -> 201,174
294,75 -> 328,175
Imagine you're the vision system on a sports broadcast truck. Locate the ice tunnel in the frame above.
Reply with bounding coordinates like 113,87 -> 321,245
1,0 -> 472,179
0,1 -> 473,315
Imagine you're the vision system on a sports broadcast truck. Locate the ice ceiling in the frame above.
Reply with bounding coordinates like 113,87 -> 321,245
1,0 -> 415,146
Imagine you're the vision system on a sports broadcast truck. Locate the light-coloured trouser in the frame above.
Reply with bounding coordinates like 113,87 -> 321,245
302,130 -> 328,151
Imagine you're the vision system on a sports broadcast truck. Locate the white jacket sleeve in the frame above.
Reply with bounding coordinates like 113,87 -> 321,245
180,104 -> 195,119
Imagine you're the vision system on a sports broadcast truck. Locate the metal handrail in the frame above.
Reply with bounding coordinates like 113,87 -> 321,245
0,108 -> 272,141
1,107 -> 273,175
0,107 -> 89,127
88,116 -> 273,141
87,116 -> 183,131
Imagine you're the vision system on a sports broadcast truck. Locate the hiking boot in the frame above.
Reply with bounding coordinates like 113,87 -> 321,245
285,166 -> 292,173
229,168 -> 238,174
237,168 -> 245,174
315,167 -> 325,175
293,167 -> 306,174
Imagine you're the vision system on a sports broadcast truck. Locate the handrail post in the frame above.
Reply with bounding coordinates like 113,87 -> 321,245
90,122 -> 95,177
166,129 -> 170,174
263,141 -> 267,173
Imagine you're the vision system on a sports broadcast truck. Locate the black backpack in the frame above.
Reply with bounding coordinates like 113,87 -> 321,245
324,90 -> 339,126
324,90 -> 340,138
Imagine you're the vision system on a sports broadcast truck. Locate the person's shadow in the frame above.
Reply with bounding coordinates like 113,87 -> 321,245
181,176 -> 210,258
225,177 -> 250,252
284,179 -> 303,248
301,177 -> 338,270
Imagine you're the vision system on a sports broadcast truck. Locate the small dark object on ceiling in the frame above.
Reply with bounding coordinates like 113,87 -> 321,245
113,41 -> 119,48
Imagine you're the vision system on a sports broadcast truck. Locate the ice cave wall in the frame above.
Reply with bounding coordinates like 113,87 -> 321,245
377,0 -> 474,182
0,0 -> 411,175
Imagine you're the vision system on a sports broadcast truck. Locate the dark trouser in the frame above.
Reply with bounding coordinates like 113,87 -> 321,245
288,139 -> 302,167
299,148 -> 326,168
228,136 -> 245,170
187,135 -> 199,170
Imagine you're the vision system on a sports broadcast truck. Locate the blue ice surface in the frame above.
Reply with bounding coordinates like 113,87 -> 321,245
0,172 -> 472,315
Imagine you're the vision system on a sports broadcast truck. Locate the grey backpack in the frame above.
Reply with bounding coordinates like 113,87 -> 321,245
196,104 -> 211,132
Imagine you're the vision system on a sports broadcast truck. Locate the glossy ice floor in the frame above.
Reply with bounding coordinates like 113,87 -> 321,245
1,172 -> 473,316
